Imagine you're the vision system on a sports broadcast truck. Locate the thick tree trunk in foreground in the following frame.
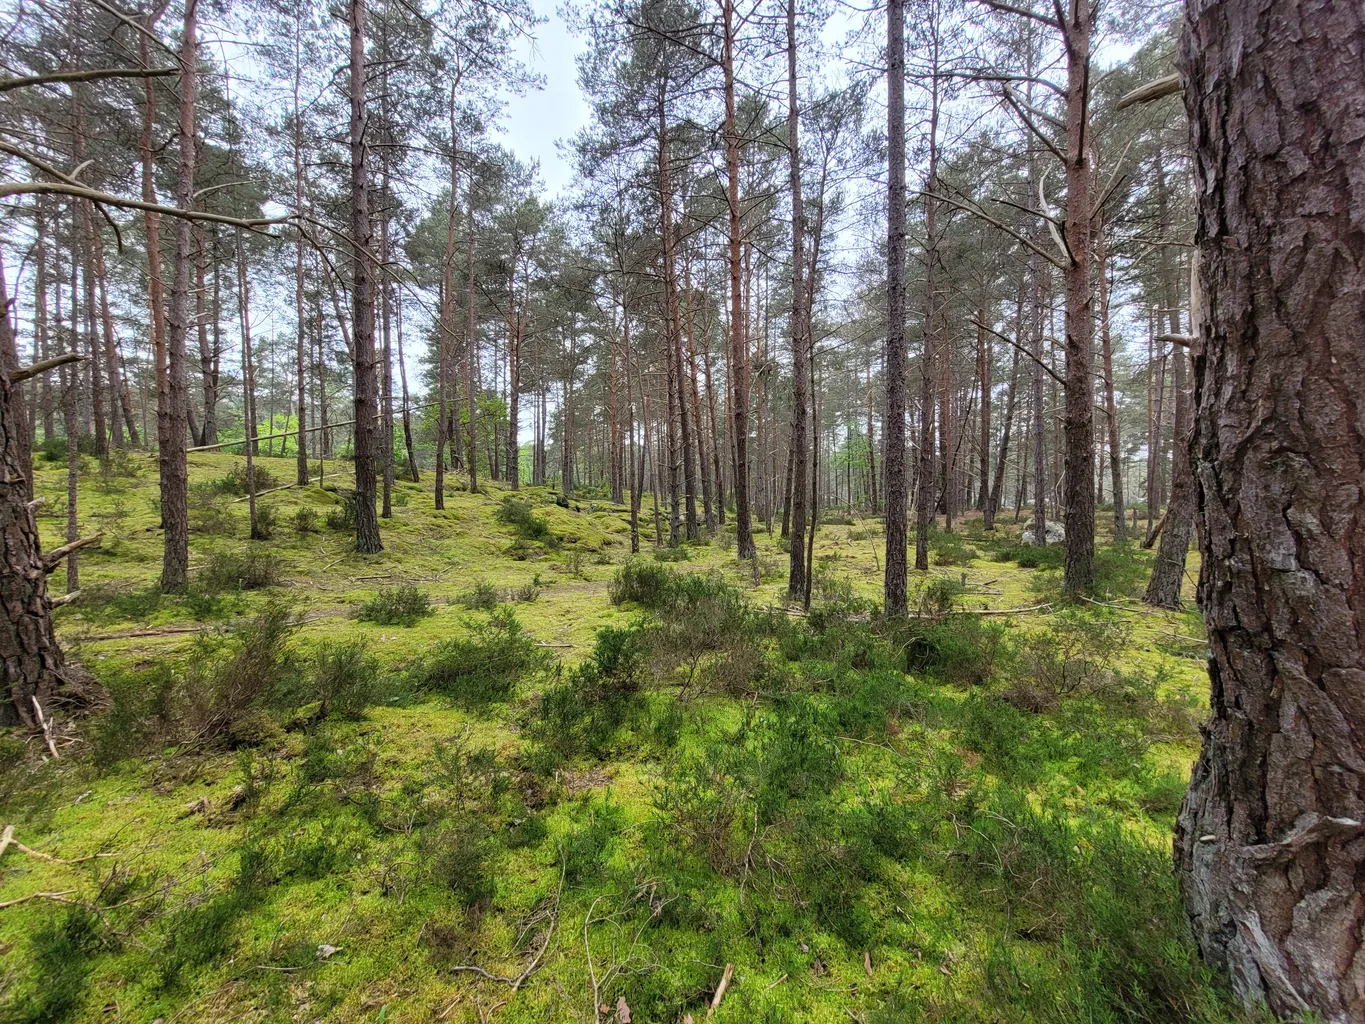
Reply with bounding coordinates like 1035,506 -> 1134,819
349,0 -> 382,554
1174,3 -> 1365,1020
0,332 -> 86,728
882,0 -> 908,614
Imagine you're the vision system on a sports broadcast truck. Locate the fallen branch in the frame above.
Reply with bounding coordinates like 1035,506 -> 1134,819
0,825 -> 117,865
50,589 -> 81,608
230,481 -> 298,503
1143,509 -> 1169,549
708,962 -> 735,1015
913,602 -> 1053,618
450,860 -> 564,997
82,625 -> 203,640
31,698 -> 58,759
0,889 -> 78,909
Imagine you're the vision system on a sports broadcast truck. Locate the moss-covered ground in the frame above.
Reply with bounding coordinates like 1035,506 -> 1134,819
0,450 -> 1256,1024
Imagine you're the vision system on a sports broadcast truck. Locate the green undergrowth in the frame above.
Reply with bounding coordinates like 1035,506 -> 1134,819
0,453 -> 1242,1024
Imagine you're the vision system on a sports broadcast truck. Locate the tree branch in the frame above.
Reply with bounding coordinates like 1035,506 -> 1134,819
11,352 -> 85,383
970,317 -> 1066,384
1116,73 -> 1182,111
44,533 -> 104,571
975,0 -> 1060,29
0,66 -> 177,92
0,182 -> 288,232
914,190 -> 1065,269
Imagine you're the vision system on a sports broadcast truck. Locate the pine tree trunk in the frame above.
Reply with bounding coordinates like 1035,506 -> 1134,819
464,197 -> 479,493
0,346 -> 87,727
1144,347 -> 1193,607
1060,0 -> 1095,592
160,0 -> 196,592
722,0 -> 754,561
292,12 -> 310,487
785,0 -> 808,599
349,0 -> 382,554
1174,3 -> 1365,1020
1097,214 -> 1125,540
882,0 -> 908,614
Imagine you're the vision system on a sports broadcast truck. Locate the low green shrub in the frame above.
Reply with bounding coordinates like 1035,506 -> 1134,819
310,639 -> 379,719
456,580 -> 500,611
325,496 -> 356,532
530,623 -> 650,759
497,497 -> 555,545
292,506 -> 319,534
416,608 -> 549,706
930,530 -> 980,566
199,547 -> 283,591
211,463 -> 281,496
357,584 -> 433,626
902,613 -> 1011,686
250,502 -> 277,540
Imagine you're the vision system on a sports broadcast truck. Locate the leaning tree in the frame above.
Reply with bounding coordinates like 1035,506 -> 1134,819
1172,1 -> 1365,1021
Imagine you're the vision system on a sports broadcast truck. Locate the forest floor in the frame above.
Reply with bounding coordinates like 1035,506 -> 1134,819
0,449 -> 1260,1024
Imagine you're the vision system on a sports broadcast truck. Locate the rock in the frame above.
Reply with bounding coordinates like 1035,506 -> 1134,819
1020,521 -> 1065,546
181,795 -> 209,817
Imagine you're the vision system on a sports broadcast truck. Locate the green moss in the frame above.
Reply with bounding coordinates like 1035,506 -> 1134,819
4,455 -> 1235,1024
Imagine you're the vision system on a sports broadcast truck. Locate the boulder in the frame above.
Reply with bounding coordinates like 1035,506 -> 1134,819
1021,520 -> 1065,546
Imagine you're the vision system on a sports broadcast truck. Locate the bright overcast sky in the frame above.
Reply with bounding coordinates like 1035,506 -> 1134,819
494,0 -> 592,198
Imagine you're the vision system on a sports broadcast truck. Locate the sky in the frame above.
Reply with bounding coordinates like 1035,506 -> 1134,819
494,0 -> 592,198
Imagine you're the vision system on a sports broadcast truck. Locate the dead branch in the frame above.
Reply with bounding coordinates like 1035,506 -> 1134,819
50,589 -> 81,608
0,181 -> 289,231
0,66 -> 178,92
0,890 -> 78,909
450,859 -> 564,1000
44,532 -> 103,570
1,825 -> 118,865
229,482 -> 297,503
708,962 -> 735,1015
1116,73 -> 1182,110
31,698 -> 58,758
11,352 -> 86,383
913,190 -> 1065,270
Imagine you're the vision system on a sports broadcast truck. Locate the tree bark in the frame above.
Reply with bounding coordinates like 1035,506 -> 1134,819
1144,346 -> 1193,607
348,0 -> 382,554
464,184 -> 479,493
1060,0 -> 1095,592
785,0 -> 809,600
160,0 -> 196,592
0,344 -> 88,727
237,230 -> 262,540
883,0 -> 909,614
1097,211 -> 1124,540
917,77 -> 941,569
722,0 -> 754,561
292,9 -> 309,487
1174,3 -> 1365,1021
